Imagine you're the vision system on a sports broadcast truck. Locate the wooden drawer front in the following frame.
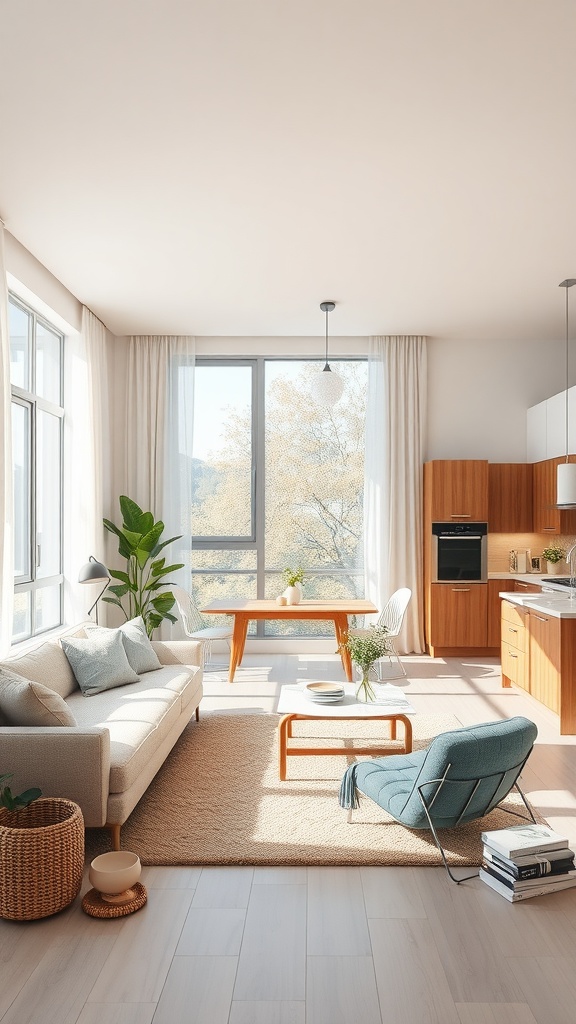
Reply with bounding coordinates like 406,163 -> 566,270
502,620 -> 526,653
513,581 -> 541,594
501,600 -> 528,631
501,641 -> 527,690
529,611 -> 561,714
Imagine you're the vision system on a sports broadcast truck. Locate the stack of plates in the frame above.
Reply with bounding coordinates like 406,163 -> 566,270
305,682 -> 345,704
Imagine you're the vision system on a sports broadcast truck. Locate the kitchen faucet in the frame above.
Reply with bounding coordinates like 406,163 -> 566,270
567,542 -> 576,590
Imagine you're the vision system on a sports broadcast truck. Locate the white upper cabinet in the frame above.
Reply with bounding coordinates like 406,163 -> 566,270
527,400 -> 547,462
528,387 -> 576,461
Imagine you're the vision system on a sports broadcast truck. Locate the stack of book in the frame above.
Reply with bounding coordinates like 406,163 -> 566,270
479,824 -> 576,902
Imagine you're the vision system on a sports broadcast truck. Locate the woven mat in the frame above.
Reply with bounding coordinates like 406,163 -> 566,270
86,712 -> 542,867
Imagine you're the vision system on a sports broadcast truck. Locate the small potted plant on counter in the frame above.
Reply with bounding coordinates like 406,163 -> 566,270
542,546 -> 566,575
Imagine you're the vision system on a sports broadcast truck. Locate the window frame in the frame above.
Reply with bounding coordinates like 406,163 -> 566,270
9,293 -> 65,643
190,355 -> 367,636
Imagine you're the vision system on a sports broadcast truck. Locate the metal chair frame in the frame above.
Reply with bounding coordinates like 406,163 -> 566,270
347,751 -> 537,884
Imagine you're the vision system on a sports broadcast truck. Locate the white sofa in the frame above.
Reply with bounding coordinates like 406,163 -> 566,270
0,624 -> 203,850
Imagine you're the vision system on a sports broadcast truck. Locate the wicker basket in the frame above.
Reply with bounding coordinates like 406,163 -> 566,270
0,797 -> 84,920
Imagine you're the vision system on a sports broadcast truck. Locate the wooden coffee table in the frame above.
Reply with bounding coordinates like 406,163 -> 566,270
276,683 -> 415,780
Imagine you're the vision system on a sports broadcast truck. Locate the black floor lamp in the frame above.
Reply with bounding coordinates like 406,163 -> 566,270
78,556 -> 110,624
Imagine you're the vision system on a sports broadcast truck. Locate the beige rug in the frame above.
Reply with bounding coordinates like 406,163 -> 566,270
87,712 -> 541,866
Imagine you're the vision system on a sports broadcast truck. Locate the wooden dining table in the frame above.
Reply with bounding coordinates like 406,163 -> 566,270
200,598 -> 378,682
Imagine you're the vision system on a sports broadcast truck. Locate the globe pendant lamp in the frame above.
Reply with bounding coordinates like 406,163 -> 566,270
557,279 -> 576,507
311,301 -> 344,407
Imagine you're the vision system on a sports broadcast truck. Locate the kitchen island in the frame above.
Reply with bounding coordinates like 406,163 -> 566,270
500,587 -> 576,734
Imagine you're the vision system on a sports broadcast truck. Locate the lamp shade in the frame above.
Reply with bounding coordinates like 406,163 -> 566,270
557,463 -> 576,507
78,556 -> 110,584
311,366 -> 345,407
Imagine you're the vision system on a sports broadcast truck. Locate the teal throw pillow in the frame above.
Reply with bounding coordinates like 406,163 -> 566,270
61,630 -> 140,696
119,616 -> 162,674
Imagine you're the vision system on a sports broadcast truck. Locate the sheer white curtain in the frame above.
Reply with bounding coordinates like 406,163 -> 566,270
364,335 -> 427,653
64,307 -> 109,624
123,336 -> 195,634
0,224 -> 13,656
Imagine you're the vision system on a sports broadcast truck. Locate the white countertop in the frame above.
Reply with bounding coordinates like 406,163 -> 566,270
500,589 -> 576,618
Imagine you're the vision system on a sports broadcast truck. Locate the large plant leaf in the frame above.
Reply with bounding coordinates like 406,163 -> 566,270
119,495 -> 144,531
108,569 -> 131,584
139,522 -> 165,553
145,564 -> 183,585
150,557 -> 166,575
134,511 -> 154,535
107,583 -> 131,598
151,593 -> 176,613
122,528 -> 144,549
150,535 -> 182,558
103,519 -> 133,559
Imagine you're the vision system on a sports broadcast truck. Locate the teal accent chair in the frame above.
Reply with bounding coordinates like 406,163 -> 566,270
339,716 -> 538,882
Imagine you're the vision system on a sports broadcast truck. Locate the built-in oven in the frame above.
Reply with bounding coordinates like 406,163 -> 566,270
431,523 -> 488,582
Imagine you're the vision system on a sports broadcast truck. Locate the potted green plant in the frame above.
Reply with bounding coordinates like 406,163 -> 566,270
542,546 -> 565,575
282,566 -> 305,605
0,775 -> 84,920
103,495 -> 185,636
339,627 -> 392,702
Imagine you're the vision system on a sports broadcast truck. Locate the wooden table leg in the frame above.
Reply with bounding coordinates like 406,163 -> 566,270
278,714 -> 293,781
333,614 -> 353,680
229,614 -> 249,682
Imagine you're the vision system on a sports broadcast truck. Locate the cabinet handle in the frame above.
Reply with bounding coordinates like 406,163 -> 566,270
451,588 -> 471,592
543,527 -> 556,531
508,626 -> 518,633
516,583 -> 529,589
509,652 -> 518,659
450,514 -> 471,518
533,614 -> 549,622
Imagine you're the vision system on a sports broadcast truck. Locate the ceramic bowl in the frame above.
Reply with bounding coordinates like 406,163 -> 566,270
89,851 -> 141,896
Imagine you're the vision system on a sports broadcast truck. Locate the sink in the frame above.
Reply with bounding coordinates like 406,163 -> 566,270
541,577 -> 576,588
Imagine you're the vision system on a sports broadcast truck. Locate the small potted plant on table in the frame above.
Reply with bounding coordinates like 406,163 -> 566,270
542,546 -> 566,575
282,567 -> 305,605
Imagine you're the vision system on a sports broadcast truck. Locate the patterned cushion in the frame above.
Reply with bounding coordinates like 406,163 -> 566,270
119,617 -> 162,674
61,629 -> 140,696
0,667 -> 77,726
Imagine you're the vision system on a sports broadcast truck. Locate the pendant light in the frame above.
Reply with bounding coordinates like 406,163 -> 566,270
311,301 -> 344,407
557,279 -> 576,507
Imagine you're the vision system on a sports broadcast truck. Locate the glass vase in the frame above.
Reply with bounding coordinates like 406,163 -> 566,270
355,665 -> 378,703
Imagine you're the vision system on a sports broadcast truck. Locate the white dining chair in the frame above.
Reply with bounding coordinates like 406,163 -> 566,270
172,585 -> 234,669
349,587 -> 412,679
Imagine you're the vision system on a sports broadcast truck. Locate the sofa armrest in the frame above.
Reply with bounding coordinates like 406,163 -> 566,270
0,726 -> 110,827
151,639 -> 203,668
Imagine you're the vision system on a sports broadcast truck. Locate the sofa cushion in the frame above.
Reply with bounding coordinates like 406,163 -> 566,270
0,637 -> 81,699
0,668 -> 77,726
66,664 -> 201,792
61,630 -> 140,696
119,617 -> 162,674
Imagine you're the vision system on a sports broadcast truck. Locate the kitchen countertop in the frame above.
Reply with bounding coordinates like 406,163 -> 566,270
489,571 -> 576,617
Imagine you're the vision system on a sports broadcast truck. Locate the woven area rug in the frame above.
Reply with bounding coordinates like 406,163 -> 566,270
86,712 -> 541,867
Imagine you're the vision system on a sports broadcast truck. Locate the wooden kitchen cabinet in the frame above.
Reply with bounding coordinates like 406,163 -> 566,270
424,460 -> 489,522
500,599 -> 528,690
488,579 -> 514,648
532,456 -> 576,535
528,609 -> 561,714
427,584 -> 487,651
488,463 -> 533,532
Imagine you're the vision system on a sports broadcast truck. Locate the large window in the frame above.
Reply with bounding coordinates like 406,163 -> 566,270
9,296 -> 64,642
190,358 -> 368,636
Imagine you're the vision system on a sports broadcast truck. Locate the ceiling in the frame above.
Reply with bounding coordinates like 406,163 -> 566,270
1,0 -> 575,339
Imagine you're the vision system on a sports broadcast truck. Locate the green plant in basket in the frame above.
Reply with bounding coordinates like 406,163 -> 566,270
542,546 -> 565,564
0,773 -> 41,811
339,627 -> 391,702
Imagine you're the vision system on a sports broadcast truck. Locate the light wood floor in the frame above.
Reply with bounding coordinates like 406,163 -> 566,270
3,653 -> 576,1024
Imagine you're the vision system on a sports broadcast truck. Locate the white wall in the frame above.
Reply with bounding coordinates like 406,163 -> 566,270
5,231 -> 82,333
426,336 -> 565,462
